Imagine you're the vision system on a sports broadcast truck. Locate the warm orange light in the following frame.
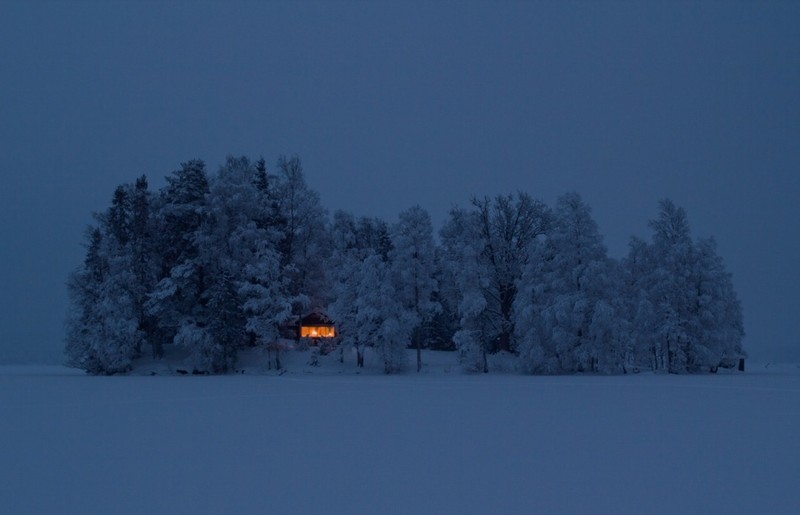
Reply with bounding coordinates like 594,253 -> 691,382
300,326 -> 336,338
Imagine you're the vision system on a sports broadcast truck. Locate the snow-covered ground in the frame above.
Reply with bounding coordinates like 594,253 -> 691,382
1,351 -> 798,514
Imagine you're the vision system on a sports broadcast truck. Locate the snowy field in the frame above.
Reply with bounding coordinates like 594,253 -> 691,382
1,352 -> 798,514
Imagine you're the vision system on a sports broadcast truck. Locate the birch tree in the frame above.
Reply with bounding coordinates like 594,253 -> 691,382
390,206 -> 440,372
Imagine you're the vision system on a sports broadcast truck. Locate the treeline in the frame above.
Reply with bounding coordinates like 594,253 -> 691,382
65,155 -> 744,375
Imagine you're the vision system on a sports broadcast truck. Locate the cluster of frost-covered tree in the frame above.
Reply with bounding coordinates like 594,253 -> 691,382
327,206 -> 440,373
67,157 -> 315,374
66,155 -> 744,375
440,193 -> 744,374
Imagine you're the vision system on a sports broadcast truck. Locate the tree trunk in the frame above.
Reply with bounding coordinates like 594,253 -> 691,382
496,282 -> 516,353
416,338 -> 422,372
151,340 -> 163,360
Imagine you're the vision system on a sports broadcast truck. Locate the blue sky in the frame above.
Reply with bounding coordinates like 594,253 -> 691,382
1,0 -> 798,363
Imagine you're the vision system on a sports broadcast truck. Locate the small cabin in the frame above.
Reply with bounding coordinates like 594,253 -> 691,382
298,311 -> 336,341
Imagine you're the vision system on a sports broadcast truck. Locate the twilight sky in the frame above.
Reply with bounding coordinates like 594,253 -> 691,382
1,1 -> 798,363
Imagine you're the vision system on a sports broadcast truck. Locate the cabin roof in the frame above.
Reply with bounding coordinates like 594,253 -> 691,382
299,310 -> 335,326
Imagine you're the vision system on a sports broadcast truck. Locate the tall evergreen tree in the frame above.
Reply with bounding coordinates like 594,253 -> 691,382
65,199 -> 141,375
159,159 -> 209,272
129,175 -> 160,357
146,159 -> 210,361
186,156 -> 290,372
107,185 -> 131,246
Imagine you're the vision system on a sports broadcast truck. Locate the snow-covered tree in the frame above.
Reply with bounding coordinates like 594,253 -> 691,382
440,207 -> 493,372
65,174 -> 164,374
327,211 -> 364,364
643,199 -> 696,373
145,160 -> 211,357
65,153 -> 746,377
141,157 -> 264,372
440,193 -> 550,372
65,228 -> 110,373
158,159 -> 209,270
355,254 -> 408,373
239,239 -> 292,369
187,156 -> 291,372
514,193 -> 624,374
274,155 -> 330,311
356,216 -> 393,261
127,175 -> 160,358
328,211 -> 406,371
67,154 -> 330,374
390,206 -> 440,372
234,157 -> 293,367
624,199 -> 745,373
65,218 -> 141,374
107,185 -> 131,246
689,238 -> 745,370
